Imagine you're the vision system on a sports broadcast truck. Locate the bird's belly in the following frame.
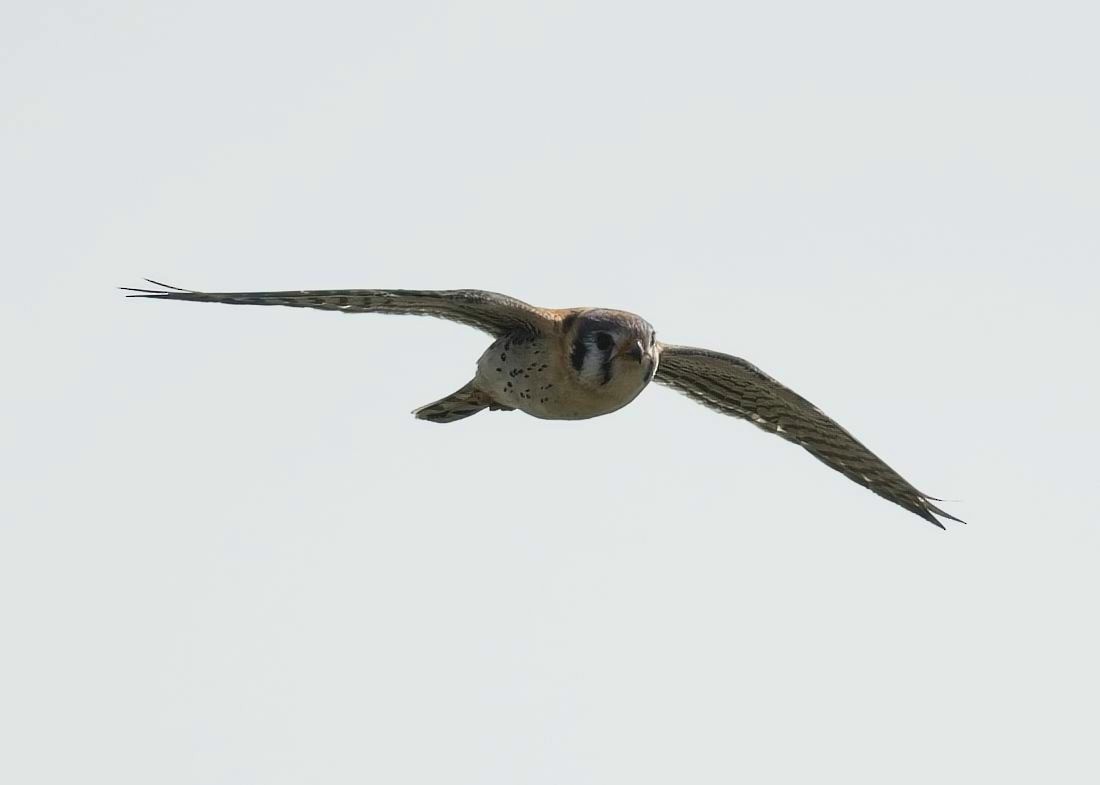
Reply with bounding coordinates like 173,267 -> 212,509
516,390 -> 629,420
498,383 -> 631,420
476,336 -> 633,420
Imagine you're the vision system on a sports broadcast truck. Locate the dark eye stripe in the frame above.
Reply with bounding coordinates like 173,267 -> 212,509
600,357 -> 613,385
570,339 -> 587,372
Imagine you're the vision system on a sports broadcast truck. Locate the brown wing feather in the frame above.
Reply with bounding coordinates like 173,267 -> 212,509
653,343 -> 963,528
122,280 -> 553,337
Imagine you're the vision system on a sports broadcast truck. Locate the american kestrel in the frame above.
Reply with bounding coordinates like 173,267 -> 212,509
124,280 -> 964,528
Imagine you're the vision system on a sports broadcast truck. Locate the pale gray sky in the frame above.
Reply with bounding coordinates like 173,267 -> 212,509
2,1 -> 1099,783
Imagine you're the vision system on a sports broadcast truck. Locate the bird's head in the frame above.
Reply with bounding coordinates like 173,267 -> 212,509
563,309 -> 659,393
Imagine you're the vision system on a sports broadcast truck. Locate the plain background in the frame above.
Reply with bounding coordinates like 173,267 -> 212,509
3,1 -> 1098,782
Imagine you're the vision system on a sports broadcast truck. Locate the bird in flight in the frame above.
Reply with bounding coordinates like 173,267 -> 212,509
124,280 -> 963,528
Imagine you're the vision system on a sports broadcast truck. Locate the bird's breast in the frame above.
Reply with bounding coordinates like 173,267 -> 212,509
475,334 -> 642,420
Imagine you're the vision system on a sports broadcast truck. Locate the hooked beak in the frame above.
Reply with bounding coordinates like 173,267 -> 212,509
618,339 -> 646,363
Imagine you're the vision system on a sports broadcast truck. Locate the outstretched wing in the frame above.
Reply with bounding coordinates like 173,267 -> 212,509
122,280 -> 553,337
653,343 -> 963,528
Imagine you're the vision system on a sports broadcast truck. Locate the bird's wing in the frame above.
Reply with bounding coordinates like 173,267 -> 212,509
653,343 -> 963,528
122,280 -> 553,337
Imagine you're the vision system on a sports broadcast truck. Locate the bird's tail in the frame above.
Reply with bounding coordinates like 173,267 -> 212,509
413,381 -> 495,424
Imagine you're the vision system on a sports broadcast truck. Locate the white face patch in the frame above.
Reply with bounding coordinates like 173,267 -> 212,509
579,332 -> 616,385
569,312 -> 657,392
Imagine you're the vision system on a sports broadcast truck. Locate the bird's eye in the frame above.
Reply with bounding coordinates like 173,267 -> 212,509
595,332 -> 613,351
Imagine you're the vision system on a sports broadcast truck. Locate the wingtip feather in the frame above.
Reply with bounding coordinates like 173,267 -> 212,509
121,279 -> 199,298
143,278 -> 194,292
926,501 -> 967,526
915,505 -> 948,530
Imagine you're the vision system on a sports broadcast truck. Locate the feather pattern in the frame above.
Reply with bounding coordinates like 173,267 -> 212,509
121,280 -> 552,337
653,343 -> 963,528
